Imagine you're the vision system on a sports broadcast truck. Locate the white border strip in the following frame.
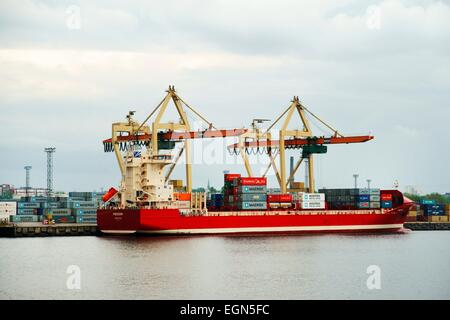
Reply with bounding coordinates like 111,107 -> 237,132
136,224 -> 404,235
101,230 -> 137,234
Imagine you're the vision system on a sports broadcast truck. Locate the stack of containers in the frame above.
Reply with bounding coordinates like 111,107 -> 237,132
15,202 -> 40,222
207,193 -> 224,210
420,201 -> 447,222
234,177 -> 267,211
406,203 -> 420,222
357,188 -> 381,209
380,192 -> 393,209
319,189 -> 357,209
319,188 -> 384,210
267,194 -> 293,209
223,174 -> 240,210
66,192 -> 99,224
297,193 -> 325,209
0,201 -> 16,223
173,192 -> 191,209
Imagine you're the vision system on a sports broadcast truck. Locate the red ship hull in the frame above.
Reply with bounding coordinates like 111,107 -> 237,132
97,204 -> 412,235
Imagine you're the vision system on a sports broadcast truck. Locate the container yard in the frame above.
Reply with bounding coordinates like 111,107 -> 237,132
0,191 -> 101,226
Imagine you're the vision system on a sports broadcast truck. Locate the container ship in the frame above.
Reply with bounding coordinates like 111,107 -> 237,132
97,87 -> 414,235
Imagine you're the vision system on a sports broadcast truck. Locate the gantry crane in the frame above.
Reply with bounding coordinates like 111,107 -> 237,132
102,86 -> 246,207
228,96 -> 373,193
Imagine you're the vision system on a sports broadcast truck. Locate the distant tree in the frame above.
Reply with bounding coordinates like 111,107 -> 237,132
404,192 -> 450,205
192,187 -> 206,193
208,186 -> 219,194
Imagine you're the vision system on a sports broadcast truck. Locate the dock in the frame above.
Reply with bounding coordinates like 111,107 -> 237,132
0,223 -> 98,237
404,222 -> 450,231
1,222 -> 449,237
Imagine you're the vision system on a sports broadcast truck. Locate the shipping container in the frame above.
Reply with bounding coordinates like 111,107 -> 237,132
420,199 -> 436,205
300,201 -> 326,209
63,201 -> 98,209
237,186 -> 267,194
370,195 -> 380,202
173,193 -> 191,201
357,195 -> 370,202
236,202 -> 267,210
422,204 -> 445,216
0,201 -> 17,207
267,194 -> 293,203
298,193 -> 325,202
210,193 -> 224,201
52,215 -> 76,223
381,201 -> 393,209
10,215 -> 39,223
368,189 -> 381,195
43,208 -> 72,215
357,202 -> 370,209
426,215 -> 449,223
172,201 -> 191,209
75,216 -> 97,224
17,208 -> 38,215
369,202 -> 381,209
380,193 -> 393,201
0,207 -> 16,215
40,202 -> 61,209
234,177 -> 267,186
237,194 -> 267,202
224,173 -> 241,182
72,208 -> 98,215
17,202 -> 40,209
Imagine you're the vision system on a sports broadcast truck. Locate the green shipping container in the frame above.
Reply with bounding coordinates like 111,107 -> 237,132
71,208 -> 97,215
10,215 -> 39,223
237,186 -> 267,194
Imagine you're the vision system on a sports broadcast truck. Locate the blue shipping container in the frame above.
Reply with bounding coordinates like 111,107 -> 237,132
422,204 -> 445,216
420,199 -> 436,205
381,201 -> 393,208
210,193 -> 224,200
357,195 -> 370,202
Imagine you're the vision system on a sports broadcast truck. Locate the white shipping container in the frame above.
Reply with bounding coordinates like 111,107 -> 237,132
0,201 -> 17,208
297,193 -> 325,201
0,208 -> 16,215
172,201 -> 191,209
300,201 -> 326,209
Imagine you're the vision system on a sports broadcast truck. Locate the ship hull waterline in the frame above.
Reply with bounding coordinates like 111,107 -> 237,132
97,205 -> 411,236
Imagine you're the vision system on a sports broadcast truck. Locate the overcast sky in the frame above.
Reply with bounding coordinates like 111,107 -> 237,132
0,0 -> 449,194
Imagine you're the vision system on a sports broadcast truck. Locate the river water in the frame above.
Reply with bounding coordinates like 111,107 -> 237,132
0,231 -> 449,299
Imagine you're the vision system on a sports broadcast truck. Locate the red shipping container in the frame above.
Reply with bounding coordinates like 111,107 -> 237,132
381,194 -> 393,201
279,194 -> 293,203
236,177 -> 267,186
267,194 -> 292,203
224,173 -> 241,182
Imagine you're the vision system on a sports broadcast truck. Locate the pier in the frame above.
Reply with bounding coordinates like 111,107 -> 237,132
0,223 -> 98,237
1,222 -> 450,237
404,222 -> 450,231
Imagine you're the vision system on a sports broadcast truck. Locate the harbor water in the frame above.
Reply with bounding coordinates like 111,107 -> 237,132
0,231 -> 449,299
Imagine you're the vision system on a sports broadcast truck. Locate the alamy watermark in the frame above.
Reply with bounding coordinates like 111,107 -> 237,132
66,5 -> 81,30
366,5 -> 382,30
366,265 -> 381,290
66,265 -> 81,290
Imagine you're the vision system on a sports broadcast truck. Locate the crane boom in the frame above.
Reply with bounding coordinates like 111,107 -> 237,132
103,129 -> 247,152
228,135 -> 373,150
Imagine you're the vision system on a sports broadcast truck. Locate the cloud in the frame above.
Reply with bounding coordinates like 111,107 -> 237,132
0,0 -> 449,193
